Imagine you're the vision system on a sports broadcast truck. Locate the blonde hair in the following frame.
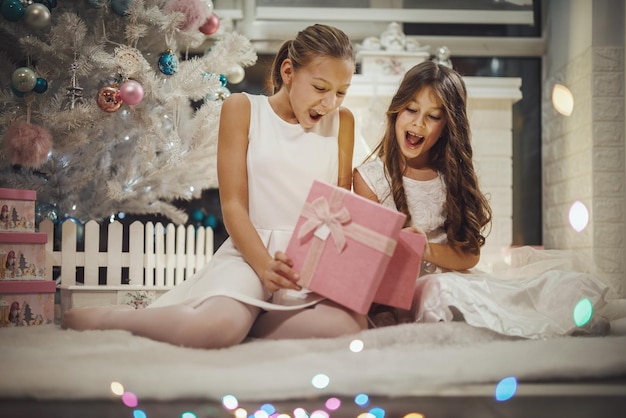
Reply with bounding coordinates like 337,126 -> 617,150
269,24 -> 354,94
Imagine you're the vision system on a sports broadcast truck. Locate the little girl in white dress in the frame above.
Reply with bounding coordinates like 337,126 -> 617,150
353,61 -> 615,339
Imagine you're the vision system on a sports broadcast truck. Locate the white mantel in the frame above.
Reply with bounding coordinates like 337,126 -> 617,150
344,74 -> 523,268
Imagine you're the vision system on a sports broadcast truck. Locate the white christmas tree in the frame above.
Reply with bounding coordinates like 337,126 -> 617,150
0,0 -> 257,225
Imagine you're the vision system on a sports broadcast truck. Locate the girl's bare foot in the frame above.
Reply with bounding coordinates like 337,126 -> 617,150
61,304 -> 135,331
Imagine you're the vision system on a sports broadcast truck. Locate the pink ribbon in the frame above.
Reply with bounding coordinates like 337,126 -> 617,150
297,196 -> 350,252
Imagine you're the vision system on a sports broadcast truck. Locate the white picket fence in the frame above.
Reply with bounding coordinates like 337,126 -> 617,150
40,219 -> 214,289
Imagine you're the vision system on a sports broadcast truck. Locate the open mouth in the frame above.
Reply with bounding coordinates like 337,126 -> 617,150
309,109 -> 326,122
406,131 -> 425,149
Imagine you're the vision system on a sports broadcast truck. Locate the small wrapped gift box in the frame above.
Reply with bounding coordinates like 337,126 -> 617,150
0,188 -> 36,232
373,229 -> 426,310
0,280 -> 55,327
0,232 -> 48,280
286,180 -> 406,314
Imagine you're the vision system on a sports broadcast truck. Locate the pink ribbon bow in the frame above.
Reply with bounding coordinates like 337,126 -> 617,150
297,196 -> 350,252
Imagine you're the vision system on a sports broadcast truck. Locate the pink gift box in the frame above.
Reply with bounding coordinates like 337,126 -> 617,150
0,232 -> 48,280
0,188 -> 36,232
0,280 -> 56,327
373,229 -> 426,310
285,180 -> 406,314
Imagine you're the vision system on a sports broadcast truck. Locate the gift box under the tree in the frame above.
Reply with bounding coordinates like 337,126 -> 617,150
285,180 -> 406,314
0,280 -> 55,327
0,232 -> 48,280
0,188 -> 36,232
373,229 -> 426,310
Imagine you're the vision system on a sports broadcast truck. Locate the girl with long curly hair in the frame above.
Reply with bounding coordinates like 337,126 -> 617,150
354,61 -> 611,338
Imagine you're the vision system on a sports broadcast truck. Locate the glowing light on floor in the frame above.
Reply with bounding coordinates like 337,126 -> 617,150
234,407 -> 247,417
133,410 -> 147,418
350,339 -> 364,352
354,393 -> 370,407
369,406 -> 385,417
122,391 -> 138,408
325,397 -> 341,411
569,201 -> 589,232
260,404 -> 276,415
495,376 -> 518,401
311,373 -> 330,389
573,297 -> 594,327
552,83 -> 574,116
222,394 -> 239,410
110,381 -> 124,396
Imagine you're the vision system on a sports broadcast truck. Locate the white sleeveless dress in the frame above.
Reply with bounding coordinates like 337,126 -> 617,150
150,93 -> 339,310
356,158 -> 612,338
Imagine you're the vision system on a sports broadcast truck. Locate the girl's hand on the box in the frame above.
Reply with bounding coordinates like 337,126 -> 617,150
259,251 -> 302,292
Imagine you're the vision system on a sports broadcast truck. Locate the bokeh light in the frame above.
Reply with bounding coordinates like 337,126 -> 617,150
110,381 -> 124,396
552,83 -> 574,116
310,410 -> 330,418
181,412 -> 197,418
293,407 -> 309,418
311,373 -> 330,389
325,397 -> 341,411
260,404 -> 276,415
354,393 -> 370,407
573,297 -> 594,327
133,410 -> 147,418
121,391 -> 138,408
234,408 -> 247,418
495,376 -> 518,401
369,407 -> 385,417
403,414 -> 425,418
356,413 -> 375,418
222,394 -> 239,410
350,339 -> 364,352
569,201 -> 589,232
252,410 -> 269,418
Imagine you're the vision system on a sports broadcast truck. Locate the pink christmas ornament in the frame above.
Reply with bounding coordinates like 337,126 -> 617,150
199,12 -> 220,35
164,0 -> 208,32
3,121 -> 52,168
119,80 -> 144,105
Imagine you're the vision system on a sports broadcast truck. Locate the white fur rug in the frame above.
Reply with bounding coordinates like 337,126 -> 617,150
1,322 -> 626,402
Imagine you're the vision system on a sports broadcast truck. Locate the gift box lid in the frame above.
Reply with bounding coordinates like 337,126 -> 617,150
0,280 -> 56,294
0,232 -> 48,244
0,188 -> 37,201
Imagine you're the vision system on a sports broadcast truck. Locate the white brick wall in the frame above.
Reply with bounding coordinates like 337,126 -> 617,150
543,46 -> 625,296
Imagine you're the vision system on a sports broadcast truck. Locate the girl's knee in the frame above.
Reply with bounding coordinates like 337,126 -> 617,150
177,310 -> 250,349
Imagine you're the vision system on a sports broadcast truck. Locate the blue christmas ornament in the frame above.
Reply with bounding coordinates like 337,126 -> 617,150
33,77 -> 48,94
219,74 -> 227,87
10,84 -> 24,98
35,203 -> 58,226
1,0 -> 24,22
158,50 -> 178,75
190,208 -> 204,223
36,0 -> 58,9
203,214 -> 218,229
111,0 -> 131,16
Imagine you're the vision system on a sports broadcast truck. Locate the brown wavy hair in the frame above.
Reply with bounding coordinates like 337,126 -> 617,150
269,24 -> 354,94
369,61 -> 491,255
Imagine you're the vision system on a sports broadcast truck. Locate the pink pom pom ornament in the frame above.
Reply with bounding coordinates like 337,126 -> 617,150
3,121 -> 52,168
164,0 -> 208,32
